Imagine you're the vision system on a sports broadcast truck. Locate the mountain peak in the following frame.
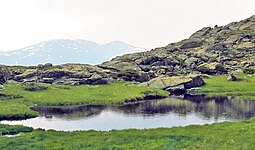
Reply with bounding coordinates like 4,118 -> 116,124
105,41 -> 129,45
0,39 -> 147,66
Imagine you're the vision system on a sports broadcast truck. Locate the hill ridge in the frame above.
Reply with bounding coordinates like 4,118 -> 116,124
0,39 -> 146,66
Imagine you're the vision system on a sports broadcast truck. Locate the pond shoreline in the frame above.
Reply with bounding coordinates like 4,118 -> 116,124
2,95 -> 254,131
0,90 -> 168,121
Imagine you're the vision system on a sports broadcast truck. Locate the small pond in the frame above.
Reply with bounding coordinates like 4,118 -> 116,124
2,95 -> 255,131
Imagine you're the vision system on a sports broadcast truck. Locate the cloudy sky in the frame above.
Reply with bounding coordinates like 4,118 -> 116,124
0,0 -> 254,51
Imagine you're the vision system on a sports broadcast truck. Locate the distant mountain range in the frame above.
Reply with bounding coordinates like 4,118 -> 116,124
0,39 -> 147,66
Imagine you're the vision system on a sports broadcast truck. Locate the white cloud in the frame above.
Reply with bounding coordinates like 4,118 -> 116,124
0,0 -> 254,51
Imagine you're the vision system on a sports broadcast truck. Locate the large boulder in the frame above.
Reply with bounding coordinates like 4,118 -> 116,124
139,75 -> 205,94
116,69 -> 150,82
44,63 -> 53,68
183,75 -> 205,89
81,74 -> 109,85
41,70 -> 67,79
180,40 -> 203,49
227,74 -> 244,81
197,62 -> 226,74
207,43 -> 227,51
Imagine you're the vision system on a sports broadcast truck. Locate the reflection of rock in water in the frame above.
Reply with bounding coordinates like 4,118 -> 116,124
116,98 -> 194,116
32,97 -> 255,121
117,96 -> 255,120
184,95 -> 255,119
31,105 -> 105,120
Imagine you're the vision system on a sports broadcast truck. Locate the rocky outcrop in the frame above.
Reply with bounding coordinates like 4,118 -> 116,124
139,75 -> 205,94
99,15 -> 255,79
6,64 -> 114,85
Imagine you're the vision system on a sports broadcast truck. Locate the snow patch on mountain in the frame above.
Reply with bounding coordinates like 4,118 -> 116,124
0,39 -> 147,66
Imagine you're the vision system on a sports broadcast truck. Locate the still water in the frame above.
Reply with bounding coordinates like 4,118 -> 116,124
2,96 -> 255,131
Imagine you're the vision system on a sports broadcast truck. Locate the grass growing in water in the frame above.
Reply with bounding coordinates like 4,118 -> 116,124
0,82 -> 169,120
197,74 -> 255,100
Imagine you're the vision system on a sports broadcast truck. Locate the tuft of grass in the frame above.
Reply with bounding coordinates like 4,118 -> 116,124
0,124 -> 33,135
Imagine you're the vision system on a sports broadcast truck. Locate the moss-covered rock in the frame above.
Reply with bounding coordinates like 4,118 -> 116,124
139,75 -> 204,94
197,62 -> 226,74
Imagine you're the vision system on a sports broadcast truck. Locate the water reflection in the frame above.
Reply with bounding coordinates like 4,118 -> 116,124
117,96 -> 255,120
2,96 -> 255,131
31,105 -> 105,120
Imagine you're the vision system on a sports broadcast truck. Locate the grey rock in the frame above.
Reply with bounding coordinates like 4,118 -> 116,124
185,57 -> 199,67
166,85 -> 186,95
180,40 -> 202,49
167,48 -> 180,53
227,74 -> 243,81
207,43 -> 227,51
41,78 -> 55,84
197,62 -> 226,74
44,63 -> 53,68
232,69 -> 244,74
37,64 -> 44,69
138,72 -> 150,82
183,76 -> 205,89
139,75 -> 205,94
41,70 -> 67,79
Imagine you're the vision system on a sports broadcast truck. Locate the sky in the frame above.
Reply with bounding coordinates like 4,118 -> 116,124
0,0 -> 254,51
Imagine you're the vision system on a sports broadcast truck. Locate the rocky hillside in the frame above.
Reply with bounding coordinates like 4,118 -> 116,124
99,15 -> 255,81
0,15 -> 255,89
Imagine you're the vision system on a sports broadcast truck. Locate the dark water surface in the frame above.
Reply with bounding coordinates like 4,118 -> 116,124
2,96 -> 255,131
